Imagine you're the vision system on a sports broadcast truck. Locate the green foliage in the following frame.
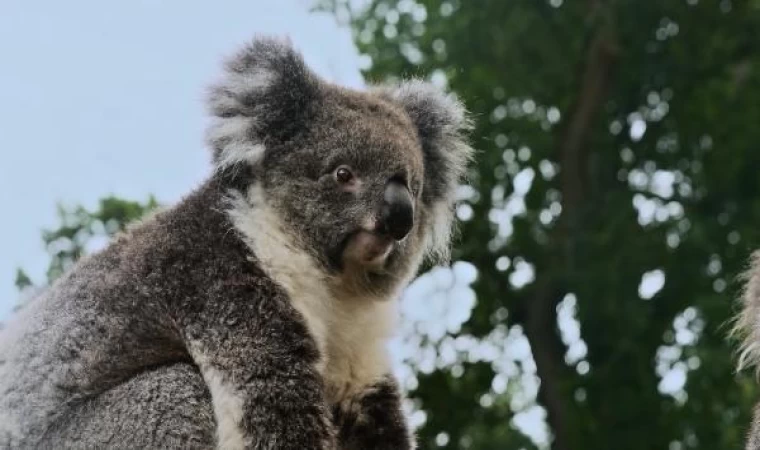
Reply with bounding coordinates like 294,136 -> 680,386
317,0 -> 760,448
13,269 -> 32,291
15,196 -> 158,292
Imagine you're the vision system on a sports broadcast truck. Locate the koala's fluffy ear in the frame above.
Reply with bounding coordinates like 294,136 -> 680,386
205,36 -> 321,168
374,80 -> 475,261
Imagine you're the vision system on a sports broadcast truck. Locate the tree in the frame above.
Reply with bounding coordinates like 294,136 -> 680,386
13,196 -> 158,311
316,0 -> 760,448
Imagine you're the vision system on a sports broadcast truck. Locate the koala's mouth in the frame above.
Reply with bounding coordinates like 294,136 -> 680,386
341,230 -> 395,272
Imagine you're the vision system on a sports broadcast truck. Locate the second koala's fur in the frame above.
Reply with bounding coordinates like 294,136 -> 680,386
0,37 -> 473,449
735,252 -> 760,449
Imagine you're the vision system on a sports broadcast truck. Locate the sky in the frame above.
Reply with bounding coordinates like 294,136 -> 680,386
0,0 -> 364,319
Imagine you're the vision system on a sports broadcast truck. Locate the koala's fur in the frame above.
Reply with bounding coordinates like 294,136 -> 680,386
735,251 -> 760,449
0,36 -> 473,449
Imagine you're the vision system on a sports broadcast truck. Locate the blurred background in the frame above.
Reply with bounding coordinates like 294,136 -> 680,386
2,0 -> 759,448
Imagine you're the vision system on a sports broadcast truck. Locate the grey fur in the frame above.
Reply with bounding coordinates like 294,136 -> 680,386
0,36 -> 473,449
735,251 -> 760,449
373,80 -> 474,262
749,403 -> 760,450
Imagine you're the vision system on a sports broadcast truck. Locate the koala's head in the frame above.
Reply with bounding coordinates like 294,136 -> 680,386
206,36 -> 473,296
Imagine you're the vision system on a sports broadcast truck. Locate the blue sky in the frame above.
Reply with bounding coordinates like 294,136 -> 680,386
0,0 -> 363,319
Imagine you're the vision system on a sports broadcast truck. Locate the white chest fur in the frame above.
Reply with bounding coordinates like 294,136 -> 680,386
227,187 -> 396,403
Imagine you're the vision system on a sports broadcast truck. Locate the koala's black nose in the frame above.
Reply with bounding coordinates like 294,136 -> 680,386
379,180 -> 414,241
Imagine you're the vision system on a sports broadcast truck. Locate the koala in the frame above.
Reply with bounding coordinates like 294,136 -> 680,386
0,36 -> 473,449
736,251 -> 760,449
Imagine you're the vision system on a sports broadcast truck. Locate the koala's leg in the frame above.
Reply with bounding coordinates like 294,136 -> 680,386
181,278 -> 337,450
42,362 -> 215,449
332,376 -> 414,450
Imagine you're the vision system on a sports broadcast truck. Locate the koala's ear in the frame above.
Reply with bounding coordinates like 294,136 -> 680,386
375,80 -> 474,205
374,80 -> 475,260
205,36 -> 321,168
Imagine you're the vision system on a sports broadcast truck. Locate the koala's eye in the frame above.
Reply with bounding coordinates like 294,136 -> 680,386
334,166 -> 355,184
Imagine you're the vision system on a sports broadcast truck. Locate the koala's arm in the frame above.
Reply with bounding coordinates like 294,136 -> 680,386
333,376 -> 414,450
177,276 -> 336,450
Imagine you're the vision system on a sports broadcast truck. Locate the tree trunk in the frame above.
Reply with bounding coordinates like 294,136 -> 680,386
522,14 -> 619,450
